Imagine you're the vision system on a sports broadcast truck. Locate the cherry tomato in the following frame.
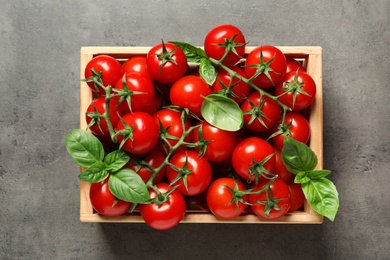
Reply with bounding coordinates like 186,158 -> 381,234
249,178 -> 291,220
241,91 -> 281,132
211,66 -> 251,104
166,150 -> 213,196
86,96 -> 122,137
140,183 -> 186,230
170,75 -> 212,118
89,178 -> 131,216
146,42 -> 188,84
191,121 -> 237,163
285,57 -> 305,74
245,45 -> 287,88
115,112 -> 159,155
272,146 -> 293,182
287,179 -> 305,212
232,137 -> 276,183
114,72 -> 155,113
275,70 -> 316,111
271,112 -> 311,150
84,55 -> 123,95
153,108 -> 192,154
122,56 -> 154,82
125,149 -> 167,184
206,177 -> 248,219
204,24 -> 246,66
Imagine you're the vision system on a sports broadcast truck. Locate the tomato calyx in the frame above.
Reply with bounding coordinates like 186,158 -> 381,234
86,106 -> 105,134
188,125 -> 210,156
112,74 -> 147,113
246,47 -> 279,86
155,40 -> 180,71
167,153 -> 193,191
277,69 -> 309,109
222,179 -> 251,210
113,115 -> 134,149
216,34 -> 245,63
214,75 -> 244,101
243,93 -> 269,129
248,153 -> 276,184
82,68 -> 105,92
149,184 -> 179,206
252,181 -> 290,217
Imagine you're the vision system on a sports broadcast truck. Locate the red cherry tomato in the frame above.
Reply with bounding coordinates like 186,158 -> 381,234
285,57 -> 306,74
86,96 -> 122,137
166,150 -> 213,196
245,45 -> 287,88
170,75 -> 212,118
211,66 -> 251,104
89,178 -> 131,216
206,177 -> 248,219
140,183 -> 186,230
115,112 -> 159,155
271,112 -> 311,150
232,137 -> 276,183
146,42 -> 188,84
84,55 -> 123,95
241,91 -> 281,132
191,121 -> 237,163
272,147 -> 293,182
125,149 -> 167,184
114,72 -> 155,113
204,24 -> 246,66
122,56 -> 154,82
249,178 -> 291,220
275,70 -> 316,111
287,179 -> 305,212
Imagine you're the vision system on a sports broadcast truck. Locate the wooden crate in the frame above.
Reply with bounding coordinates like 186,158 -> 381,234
79,46 -> 323,224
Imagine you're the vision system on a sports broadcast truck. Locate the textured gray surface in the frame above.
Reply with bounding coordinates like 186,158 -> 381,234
1,0 -> 389,259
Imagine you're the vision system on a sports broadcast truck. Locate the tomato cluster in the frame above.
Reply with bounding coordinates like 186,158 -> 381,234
82,24 -> 317,230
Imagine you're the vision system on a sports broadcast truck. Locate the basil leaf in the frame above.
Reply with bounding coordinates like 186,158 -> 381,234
294,171 -> 311,184
199,58 -> 217,85
201,94 -> 243,131
104,150 -> 130,172
307,169 -> 331,179
65,129 -> 104,167
302,178 -> 339,222
281,137 -> 318,174
108,168 -> 150,203
169,41 -> 206,63
78,162 -> 108,183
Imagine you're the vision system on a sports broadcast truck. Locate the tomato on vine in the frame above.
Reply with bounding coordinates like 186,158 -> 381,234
146,42 -> 188,84
204,24 -> 246,66
122,56 -> 154,82
84,55 -> 123,95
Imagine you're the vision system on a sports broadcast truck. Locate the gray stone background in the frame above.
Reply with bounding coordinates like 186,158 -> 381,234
1,0 -> 389,259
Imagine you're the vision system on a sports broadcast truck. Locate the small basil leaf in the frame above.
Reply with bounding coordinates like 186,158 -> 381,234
306,169 -> 331,179
108,168 -> 150,203
78,162 -> 108,183
104,150 -> 130,172
65,129 -> 104,167
201,94 -> 243,131
199,58 -> 217,85
294,171 -> 311,184
281,137 -> 318,174
169,41 -> 206,63
301,178 -> 339,222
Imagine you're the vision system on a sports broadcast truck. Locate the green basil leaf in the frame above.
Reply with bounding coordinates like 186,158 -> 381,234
78,162 -> 108,183
199,58 -> 217,85
104,150 -> 130,172
65,129 -> 104,167
302,178 -> 339,221
294,171 -> 311,184
201,94 -> 243,131
108,168 -> 150,203
306,169 -> 331,179
281,137 -> 318,174
169,41 -> 206,63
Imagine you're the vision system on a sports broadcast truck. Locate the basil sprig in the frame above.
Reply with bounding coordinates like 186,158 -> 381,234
65,129 -> 150,203
282,137 -> 339,221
